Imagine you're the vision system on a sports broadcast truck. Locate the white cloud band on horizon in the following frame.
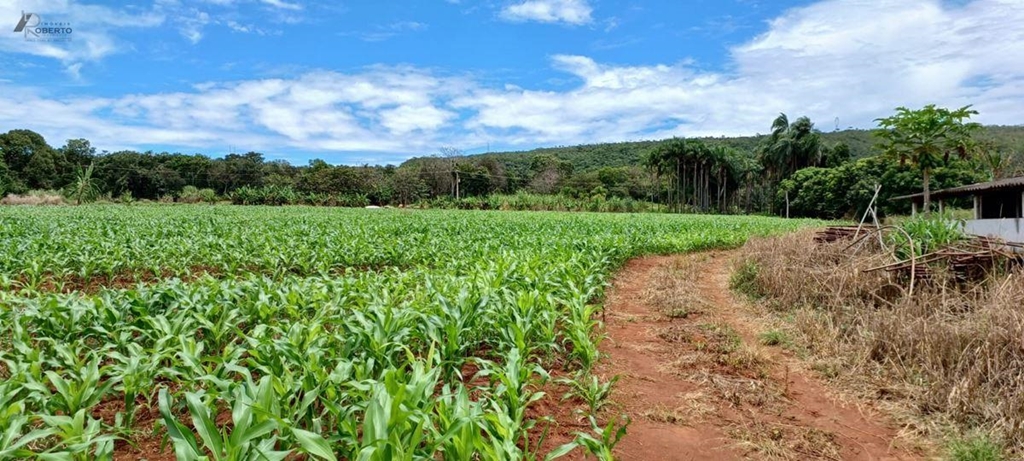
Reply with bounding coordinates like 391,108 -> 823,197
1,0 -> 1023,164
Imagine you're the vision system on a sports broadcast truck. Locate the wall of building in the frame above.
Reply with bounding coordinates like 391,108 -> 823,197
966,218 -> 1024,243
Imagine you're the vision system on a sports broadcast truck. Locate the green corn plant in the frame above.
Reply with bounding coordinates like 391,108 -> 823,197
37,409 -> 116,461
290,428 -> 337,461
547,415 -> 630,461
0,384 -> 53,459
424,291 -> 483,380
158,382 -> 290,461
344,305 -> 415,370
0,205 -> 817,460
433,385 -> 484,461
340,361 -> 440,461
0,415 -> 52,459
562,299 -> 605,372
108,344 -> 173,430
558,373 -> 620,417
476,348 -> 549,453
23,357 -> 113,416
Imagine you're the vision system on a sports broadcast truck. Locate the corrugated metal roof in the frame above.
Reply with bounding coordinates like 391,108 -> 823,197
892,176 -> 1024,201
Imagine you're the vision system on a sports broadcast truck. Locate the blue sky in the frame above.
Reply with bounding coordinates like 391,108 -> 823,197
1,0 -> 1022,164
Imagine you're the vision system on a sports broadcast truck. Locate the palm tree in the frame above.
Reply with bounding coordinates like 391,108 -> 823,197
757,113 -> 822,214
758,114 -> 822,183
644,138 -> 688,212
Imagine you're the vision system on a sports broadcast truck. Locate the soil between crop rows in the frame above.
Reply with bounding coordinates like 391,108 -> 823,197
112,250 -> 921,460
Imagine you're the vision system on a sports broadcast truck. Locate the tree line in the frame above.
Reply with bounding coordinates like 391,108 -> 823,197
1,105 -> 1019,217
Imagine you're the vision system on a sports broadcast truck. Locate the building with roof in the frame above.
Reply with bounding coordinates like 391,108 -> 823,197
893,177 -> 1024,242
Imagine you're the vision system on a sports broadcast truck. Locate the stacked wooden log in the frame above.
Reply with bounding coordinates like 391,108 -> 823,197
861,235 -> 1024,284
814,226 -> 876,243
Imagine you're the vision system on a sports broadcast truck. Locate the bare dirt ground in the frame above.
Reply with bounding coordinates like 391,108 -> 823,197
542,251 -> 926,460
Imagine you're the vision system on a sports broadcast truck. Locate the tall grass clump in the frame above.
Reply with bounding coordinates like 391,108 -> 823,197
888,212 -> 967,259
0,189 -> 66,205
735,230 -> 1022,456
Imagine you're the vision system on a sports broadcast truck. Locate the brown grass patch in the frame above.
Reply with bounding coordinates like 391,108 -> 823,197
729,420 -> 842,461
1,191 -> 65,205
644,257 -> 711,320
737,229 -> 1024,455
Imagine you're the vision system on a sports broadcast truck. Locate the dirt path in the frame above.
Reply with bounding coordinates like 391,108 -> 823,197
544,251 -> 924,460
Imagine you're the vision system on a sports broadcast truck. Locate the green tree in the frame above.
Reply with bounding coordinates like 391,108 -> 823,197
59,139 -> 96,167
389,167 -> 425,205
821,142 -> 851,168
22,147 -> 61,190
643,138 -> 687,211
0,129 -> 50,173
0,129 -> 65,191
210,152 -> 266,194
875,105 -> 981,213
528,155 -> 574,194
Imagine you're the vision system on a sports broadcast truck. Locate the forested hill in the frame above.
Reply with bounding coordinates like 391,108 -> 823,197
404,125 -> 1024,174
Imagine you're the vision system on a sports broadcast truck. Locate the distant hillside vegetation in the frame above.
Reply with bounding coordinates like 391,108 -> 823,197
404,125 -> 1024,174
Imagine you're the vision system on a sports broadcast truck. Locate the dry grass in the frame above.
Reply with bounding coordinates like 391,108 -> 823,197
646,257 -> 786,415
729,420 -> 842,461
736,230 -> 1024,455
691,368 -> 786,411
1,190 -> 65,205
642,391 -> 719,426
644,256 -> 712,320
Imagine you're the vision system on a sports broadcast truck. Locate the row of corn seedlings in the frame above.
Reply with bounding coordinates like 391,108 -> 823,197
0,205 -> 818,458
0,206 -> 814,290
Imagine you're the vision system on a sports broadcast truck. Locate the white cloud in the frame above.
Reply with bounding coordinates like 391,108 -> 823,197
177,9 -> 211,44
3,0 -> 1024,162
0,0 -> 165,70
500,0 -> 592,25
467,0 -> 1024,143
343,21 -> 429,42
260,0 -> 301,11
0,67 -> 462,155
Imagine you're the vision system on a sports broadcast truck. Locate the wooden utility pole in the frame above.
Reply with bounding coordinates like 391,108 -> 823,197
441,146 -> 463,200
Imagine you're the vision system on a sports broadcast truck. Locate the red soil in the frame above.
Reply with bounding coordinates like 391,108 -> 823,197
539,252 -> 924,460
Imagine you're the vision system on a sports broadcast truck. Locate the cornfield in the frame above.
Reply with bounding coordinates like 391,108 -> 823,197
0,205 -> 814,459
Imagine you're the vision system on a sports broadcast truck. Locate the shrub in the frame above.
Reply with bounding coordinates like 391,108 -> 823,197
414,193 -> 665,213
729,260 -> 762,300
949,435 -> 1005,461
179,185 -> 202,203
198,188 -> 218,203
